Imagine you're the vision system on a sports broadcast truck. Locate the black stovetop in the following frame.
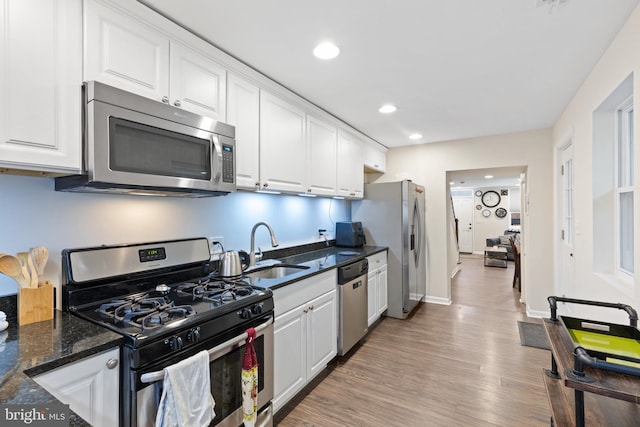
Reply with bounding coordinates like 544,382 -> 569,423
70,274 -> 273,347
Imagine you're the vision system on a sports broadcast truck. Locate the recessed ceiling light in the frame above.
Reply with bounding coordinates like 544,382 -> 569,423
485,175 -> 494,179
379,104 -> 397,114
313,42 -> 340,59
409,133 -> 422,140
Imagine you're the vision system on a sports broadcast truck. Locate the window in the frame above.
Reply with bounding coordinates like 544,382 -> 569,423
616,97 -> 634,275
592,73 -> 633,280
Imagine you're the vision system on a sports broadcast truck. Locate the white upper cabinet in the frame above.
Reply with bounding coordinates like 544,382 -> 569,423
305,115 -> 337,196
85,0 -> 226,121
337,131 -> 364,198
0,0 -> 82,173
259,91 -> 306,193
169,41 -> 226,120
363,143 -> 387,173
227,73 -> 260,190
84,0 -> 169,101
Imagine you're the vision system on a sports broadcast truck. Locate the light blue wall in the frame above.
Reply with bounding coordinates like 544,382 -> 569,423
0,174 -> 351,296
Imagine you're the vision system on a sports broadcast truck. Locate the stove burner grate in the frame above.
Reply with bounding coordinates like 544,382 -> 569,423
97,294 -> 195,331
176,280 -> 255,303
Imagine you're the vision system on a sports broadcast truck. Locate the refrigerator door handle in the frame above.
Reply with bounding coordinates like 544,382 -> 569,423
413,197 -> 422,266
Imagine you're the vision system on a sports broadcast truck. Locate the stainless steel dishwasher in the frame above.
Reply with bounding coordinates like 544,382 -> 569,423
337,258 -> 369,356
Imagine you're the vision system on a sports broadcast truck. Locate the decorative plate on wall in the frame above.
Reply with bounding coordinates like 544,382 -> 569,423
476,204 -> 482,210
482,209 -> 491,218
495,207 -> 507,218
475,190 -> 483,197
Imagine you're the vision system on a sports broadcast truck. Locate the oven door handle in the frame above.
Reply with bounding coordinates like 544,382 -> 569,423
140,316 -> 273,384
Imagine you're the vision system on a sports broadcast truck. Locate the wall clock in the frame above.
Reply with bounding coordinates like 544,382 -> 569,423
495,207 -> 507,218
481,190 -> 501,208
482,209 -> 491,218
474,190 -> 483,197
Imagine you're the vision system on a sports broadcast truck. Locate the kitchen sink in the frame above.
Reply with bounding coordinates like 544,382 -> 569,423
244,264 -> 310,279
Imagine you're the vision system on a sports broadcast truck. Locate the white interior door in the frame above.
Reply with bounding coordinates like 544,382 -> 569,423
453,196 -> 474,253
560,144 -> 575,296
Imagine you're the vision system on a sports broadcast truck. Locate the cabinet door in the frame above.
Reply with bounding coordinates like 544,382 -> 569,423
307,290 -> 337,379
85,0 -> 170,101
259,91 -> 306,193
169,41 -> 226,120
337,132 -> 364,198
363,143 -> 386,173
0,0 -> 82,173
377,265 -> 388,316
227,73 -> 260,190
305,115 -> 337,196
367,270 -> 378,326
33,348 -> 119,427
273,304 -> 306,413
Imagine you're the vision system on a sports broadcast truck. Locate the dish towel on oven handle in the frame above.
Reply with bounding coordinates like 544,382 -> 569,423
242,328 -> 258,427
155,350 -> 215,427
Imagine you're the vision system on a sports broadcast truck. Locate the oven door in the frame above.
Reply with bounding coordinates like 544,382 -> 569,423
136,316 -> 273,427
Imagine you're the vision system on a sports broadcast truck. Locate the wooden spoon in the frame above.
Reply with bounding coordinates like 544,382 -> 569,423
16,252 -> 33,288
29,246 -> 49,276
0,254 -> 29,288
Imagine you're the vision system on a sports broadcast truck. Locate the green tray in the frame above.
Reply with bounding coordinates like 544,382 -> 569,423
561,316 -> 640,368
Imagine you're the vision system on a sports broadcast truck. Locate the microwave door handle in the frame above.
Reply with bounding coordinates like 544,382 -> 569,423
211,135 -> 222,183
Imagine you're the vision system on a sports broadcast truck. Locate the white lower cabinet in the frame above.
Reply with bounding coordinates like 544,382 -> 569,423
32,348 -> 120,427
272,270 -> 337,413
367,251 -> 388,326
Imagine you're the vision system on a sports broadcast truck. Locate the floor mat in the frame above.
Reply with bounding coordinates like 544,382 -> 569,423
518,321 -> 550,350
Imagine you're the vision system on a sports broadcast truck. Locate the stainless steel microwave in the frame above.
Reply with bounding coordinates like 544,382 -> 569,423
56,81 -> 236,197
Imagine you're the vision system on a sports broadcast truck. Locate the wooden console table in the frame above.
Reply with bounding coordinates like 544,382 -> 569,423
542,318 -> 640,426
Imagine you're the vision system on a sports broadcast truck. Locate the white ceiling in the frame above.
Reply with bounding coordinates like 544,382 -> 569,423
448,167 -> 525,189
141,0 -> 638,148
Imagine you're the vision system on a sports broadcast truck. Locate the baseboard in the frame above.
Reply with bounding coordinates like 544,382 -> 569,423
424,295 -> 452,305
450,265 -> 461,278
526,307 -> 549,319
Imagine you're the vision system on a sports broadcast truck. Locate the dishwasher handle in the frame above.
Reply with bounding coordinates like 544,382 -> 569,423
338,259 -> 369,284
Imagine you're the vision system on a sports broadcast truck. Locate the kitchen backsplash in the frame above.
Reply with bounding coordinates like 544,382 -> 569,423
0,174 -> 351,297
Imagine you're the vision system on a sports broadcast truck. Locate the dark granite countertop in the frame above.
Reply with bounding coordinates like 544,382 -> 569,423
244,244 -> 387,290
0,311 -> 123,426
0,243 -> 386,425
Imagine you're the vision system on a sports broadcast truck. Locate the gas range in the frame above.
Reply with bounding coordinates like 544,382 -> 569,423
62,237 -> 276,427
62,237 -> 273,353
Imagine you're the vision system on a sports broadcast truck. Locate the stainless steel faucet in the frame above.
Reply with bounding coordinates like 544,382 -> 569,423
249,222 -> 279,267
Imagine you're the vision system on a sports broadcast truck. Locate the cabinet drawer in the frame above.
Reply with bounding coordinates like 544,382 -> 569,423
273,270 -> 336,316
367,251 -> 387,269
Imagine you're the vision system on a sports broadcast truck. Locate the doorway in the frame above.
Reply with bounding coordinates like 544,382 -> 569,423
447,166 -> 527,300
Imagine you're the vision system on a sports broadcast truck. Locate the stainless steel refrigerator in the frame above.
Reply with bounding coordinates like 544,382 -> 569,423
352,180 -> 426,319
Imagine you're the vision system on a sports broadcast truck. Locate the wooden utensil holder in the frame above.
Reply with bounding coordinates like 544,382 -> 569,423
18,281 -> 54,325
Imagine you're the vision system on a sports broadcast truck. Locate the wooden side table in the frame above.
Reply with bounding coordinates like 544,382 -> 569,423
542,297 -> 640,426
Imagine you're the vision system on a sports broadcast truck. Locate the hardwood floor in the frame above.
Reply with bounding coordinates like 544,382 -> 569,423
275,254 -> 551,426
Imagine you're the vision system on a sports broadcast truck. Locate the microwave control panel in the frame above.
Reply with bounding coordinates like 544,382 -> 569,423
222,144 -> 234,183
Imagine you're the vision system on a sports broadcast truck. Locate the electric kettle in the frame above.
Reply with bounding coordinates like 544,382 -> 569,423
218,250 -> 250,277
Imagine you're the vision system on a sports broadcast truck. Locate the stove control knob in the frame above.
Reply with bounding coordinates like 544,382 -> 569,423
187,329 -> 200,343
169,336 -> 183,351
240,308 -> 252,319
251,303 -> 263,315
